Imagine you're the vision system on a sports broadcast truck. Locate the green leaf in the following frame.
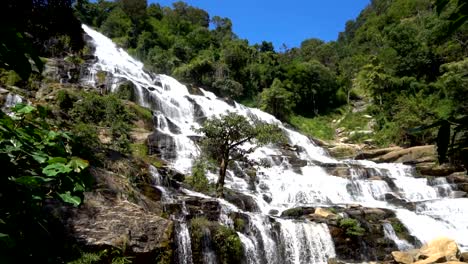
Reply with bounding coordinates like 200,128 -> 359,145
42,163 -> 72,177
59,192 -> 81,207
13,176 -> 45,186
12,104 -> 35,114
73,182 -> 85,192
68,157 -> 89,173
0,233 -> 9,238
47,157 -> 68,164
31,152 -> 48,164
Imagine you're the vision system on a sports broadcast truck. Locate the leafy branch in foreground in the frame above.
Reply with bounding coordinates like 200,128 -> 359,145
0,103 -> 91,254
195,112 -> 285,197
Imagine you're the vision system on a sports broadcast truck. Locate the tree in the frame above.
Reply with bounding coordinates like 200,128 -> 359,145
195,112 -> 285,197
260,78 -> 295,121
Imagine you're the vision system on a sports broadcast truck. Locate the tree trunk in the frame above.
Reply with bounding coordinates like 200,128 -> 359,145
216,156 -> 228,198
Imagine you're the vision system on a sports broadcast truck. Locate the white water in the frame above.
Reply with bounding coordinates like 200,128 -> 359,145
82,24 -> 468,262
382,222 -> 413,251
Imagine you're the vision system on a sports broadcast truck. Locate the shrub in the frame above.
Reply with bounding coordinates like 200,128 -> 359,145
212,226 -> 243,264
186,159 -> 210,192
339,218 -> 365,236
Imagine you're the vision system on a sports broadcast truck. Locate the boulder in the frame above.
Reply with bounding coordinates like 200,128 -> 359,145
392,251 -> 415,264
328,144 -> 361,159
417,237 -> 460,263
223,189 -> 260,213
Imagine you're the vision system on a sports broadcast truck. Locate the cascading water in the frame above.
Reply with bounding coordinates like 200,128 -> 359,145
82,24 -> 468,262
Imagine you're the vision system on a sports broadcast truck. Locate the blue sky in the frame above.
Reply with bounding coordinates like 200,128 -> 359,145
151,0 -> 370,49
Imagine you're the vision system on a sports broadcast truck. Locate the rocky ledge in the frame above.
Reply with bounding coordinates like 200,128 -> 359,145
281,205 -> 417,262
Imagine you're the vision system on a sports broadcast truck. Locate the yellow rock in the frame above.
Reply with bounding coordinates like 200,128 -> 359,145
392,251 -> 415,264
418,237 -> 460,262
314,207 -> 336,218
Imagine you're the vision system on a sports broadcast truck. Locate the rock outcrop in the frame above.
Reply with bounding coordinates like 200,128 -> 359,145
58,163 -> 175,263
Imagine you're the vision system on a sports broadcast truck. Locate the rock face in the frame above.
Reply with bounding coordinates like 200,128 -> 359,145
61,165 -> 175,263
69,197 -> 173,262
147,131 -> 177,160
392,237 -> 466,264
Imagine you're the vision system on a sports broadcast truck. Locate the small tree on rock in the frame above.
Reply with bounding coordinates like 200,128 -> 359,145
195,112 -> 285,197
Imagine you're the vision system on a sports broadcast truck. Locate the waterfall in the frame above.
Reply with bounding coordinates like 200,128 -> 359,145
82,24 -> 468,262
382,222 -> 413,251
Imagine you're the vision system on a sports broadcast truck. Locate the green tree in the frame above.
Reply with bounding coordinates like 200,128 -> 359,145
260,78 -> 295,121
195,112 -> 284,197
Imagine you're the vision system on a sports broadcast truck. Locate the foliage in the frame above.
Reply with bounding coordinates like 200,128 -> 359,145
60,90 -> 135,154
339,218 -> 365,236
260,78 -> 295,121
195,112 -> 285,197
212,226 -> 243,264
289,115 -> 335,140
186,158 -> 211,193
0,103 -> 91,261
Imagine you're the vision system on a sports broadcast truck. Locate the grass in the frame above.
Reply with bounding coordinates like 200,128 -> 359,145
289,114 -> 335,141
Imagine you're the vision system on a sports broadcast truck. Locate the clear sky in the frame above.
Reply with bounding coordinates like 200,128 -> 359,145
151,0 -> 370,49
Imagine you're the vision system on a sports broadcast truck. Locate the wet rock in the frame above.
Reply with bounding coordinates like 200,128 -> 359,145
147,131 -> 177,160
184,96 -> 206,124
185,197 -> 221,221
281,207 -> 315,219
262,194 -> 272,203
382,193 -> 414,210
186,84 -> 204,95
268,209 -> 279,215
224,189 -> 260,212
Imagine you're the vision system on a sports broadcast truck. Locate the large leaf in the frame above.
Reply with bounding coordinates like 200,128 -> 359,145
58,192 -> 81,207
42,163 -> 72,177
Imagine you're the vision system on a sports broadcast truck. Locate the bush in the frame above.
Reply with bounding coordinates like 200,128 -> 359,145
212,226 -> 243,264
339,218 -> 365,236
60,91 -> 134,154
